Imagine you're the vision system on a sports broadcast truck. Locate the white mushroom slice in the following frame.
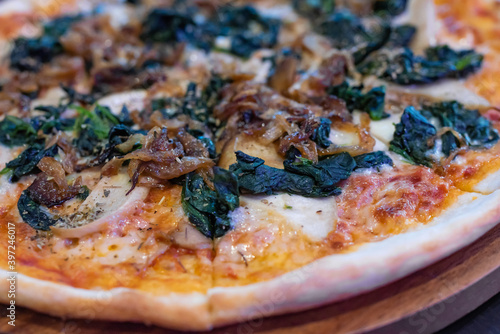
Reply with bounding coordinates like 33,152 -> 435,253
232,194 -> 338,242
329,128 -> 360,147
96,90 -> 147,115
51,173 -> 149,238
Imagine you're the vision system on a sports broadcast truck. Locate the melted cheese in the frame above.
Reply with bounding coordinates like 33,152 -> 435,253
0,144 -> 17,169
369,112 -> 401,145
386,80 -> 490,108
329,128 -> 359,146
96,90 -> 147,115
233,194 -> 337,242
393,0 -> 439,54
55,222 -> 151,266
98,3 -> 134,29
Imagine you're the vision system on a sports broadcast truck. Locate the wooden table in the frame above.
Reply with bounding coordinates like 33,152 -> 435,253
1,222 -> 500,334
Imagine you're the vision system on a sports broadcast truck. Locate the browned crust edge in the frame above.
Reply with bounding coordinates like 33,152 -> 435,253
0,273 -> 212,331
208,191 -> 500,327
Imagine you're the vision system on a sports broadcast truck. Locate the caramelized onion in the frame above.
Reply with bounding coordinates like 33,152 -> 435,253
357,113 -> 376,152
26,172 -> 81,208
102,127 -> 215,191
37,157 -> 67,189
268,57 -> 299,94
142,156 -> 214,180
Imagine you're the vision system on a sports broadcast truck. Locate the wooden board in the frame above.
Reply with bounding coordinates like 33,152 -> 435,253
1,222 -> 500,334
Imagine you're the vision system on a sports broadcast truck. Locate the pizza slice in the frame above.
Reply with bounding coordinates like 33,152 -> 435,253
207,78 -> 500,326
0,93 -> 218,328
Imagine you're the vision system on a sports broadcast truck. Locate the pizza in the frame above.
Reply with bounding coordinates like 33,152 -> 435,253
0,0 -> 500,330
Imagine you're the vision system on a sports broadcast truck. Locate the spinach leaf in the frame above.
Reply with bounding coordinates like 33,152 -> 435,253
425,45 -> 483,78
373,0 -> 408,17
90,124 -> 140,166
17,190 -> 58,231
387,24 -> 416,48
77,185 -> 90,201
140,6 -> 280,58
61,85 -> 96,105
152,76 -> 229,132
0,116 -> 37,146
201,75 -> 232,126
182,167 -> 239,239
311,118 -> 332,148
318,10 -> 391,64
353,151 -> 393,170
73,105 -> 120,156
32,105 -> 75,134
140,9 -> 206,46
425,101 -> 499,147
43,15 -> 83,40
358,46 -> 483,85
10,15 -> 81,72
389,106 -> 436,166
6,142 -> 58,181
10,37 -> 62,72
230,151 -> 355,197
283,150 -> 356,189
441,130 -> 461,157
293,0 -> 335,19
74,105 -> 118,140
328,81 -> 388,120
215,6 -> 281,58
390,102 -> 498,164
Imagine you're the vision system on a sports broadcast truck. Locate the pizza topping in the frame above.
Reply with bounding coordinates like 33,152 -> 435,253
317,10 -> 392,64
230,149 -> 392,198
357,45 -> 484,85
390,103 -> 499,167
0,115 -> 37,146
182,167 -> 239,239
231,150 -> 344,197
353,150 -> 394,170
390,106 -> 437,166
3,141 -> 58,181
50,173 -> 149,238
140,5 -> 280,59
327,80 -> 388,120
9,14 -> 82,72
232,194 -> 338,242
335,164 -> 452,242
24,171 -> 81,208
104,127 -> 214,191
17,189 -> 58,231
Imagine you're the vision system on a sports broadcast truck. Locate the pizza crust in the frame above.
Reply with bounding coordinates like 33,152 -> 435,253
4,191 -> 500,330
208,190 -> 500,327
0,271 -> 212,331
472,168 -> 500,194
